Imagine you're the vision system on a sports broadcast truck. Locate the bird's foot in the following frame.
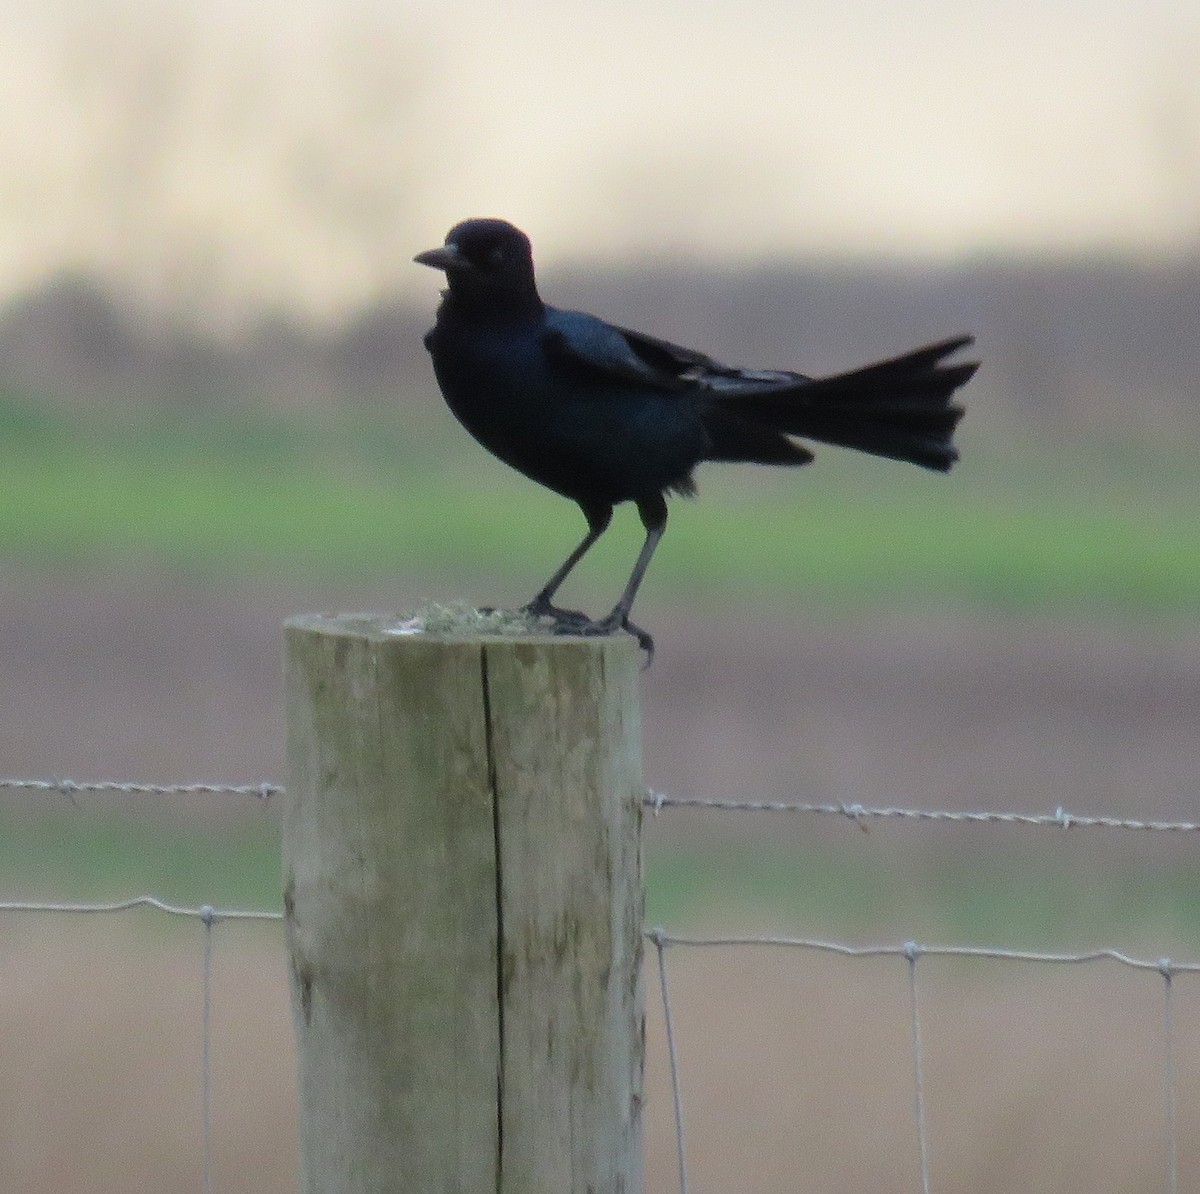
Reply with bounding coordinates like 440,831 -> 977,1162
520,598 -> 653,666
520,597 -> 592,630
569,613 -> 654,668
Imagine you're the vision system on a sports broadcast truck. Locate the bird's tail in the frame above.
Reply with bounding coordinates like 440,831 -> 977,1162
721,336 -> 976,472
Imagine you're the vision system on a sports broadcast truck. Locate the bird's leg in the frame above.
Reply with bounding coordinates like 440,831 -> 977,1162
577,494 -> 666,663
523,503 -> 613,628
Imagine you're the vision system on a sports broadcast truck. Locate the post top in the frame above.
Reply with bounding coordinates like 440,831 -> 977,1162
283,609 -> 638,658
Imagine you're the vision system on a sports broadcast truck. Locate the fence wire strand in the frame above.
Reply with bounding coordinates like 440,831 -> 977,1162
652,932 -> 1200,974
6,776 -> 1199,835
0,777 -> 281,801
201,906 -> 215,1194
646,790 -> 1200,833
907,944 -> 931,1194
0,895 -> 283,921
1163,967 -> 1178,1194
651,928 -> 689,1194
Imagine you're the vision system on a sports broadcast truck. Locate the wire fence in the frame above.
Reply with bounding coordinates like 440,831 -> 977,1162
2,775 -> 1197,1193
7,775 -> 1200,834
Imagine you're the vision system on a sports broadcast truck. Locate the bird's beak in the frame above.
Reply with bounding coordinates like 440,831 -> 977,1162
414,243 -> 470,272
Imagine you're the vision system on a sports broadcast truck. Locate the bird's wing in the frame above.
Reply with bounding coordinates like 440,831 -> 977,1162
542,307 -> 807,395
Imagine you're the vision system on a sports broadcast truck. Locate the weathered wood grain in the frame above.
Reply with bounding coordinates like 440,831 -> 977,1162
283,617 -> 644,1193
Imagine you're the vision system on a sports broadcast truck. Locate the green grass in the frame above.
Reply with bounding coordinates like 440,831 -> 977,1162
644,843 -> 1200,953
5,807 -> 1199,954
0,806 -> 284,912
2,386 -> 1199,615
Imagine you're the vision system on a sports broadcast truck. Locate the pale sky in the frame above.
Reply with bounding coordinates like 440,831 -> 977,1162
2,0 -> 1198,324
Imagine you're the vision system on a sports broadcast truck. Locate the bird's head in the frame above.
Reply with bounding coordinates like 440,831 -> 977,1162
415,219 -> 541,312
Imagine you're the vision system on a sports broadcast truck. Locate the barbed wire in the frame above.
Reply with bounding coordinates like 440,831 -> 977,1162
4,776 -> 1199,835
645,792 -> 1200,833
0,777 -> 281,801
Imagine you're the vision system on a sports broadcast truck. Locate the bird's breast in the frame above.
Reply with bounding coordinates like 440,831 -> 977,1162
427,319 -> 706,503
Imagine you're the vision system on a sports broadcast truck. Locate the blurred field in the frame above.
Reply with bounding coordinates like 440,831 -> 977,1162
4,346 -> 1200,1190
3,2 -> 1198,1187
2,309 -> 1200,1194
3,565 -> 1200,1189
3,921 -> 1199,1194
3,387 -> 1200,615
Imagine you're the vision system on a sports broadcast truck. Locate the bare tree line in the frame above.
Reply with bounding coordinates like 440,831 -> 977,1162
0,256 -> 1197,440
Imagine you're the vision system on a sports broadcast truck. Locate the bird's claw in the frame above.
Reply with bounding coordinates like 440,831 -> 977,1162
563,613 -> 654,667
623,618 -> 655,666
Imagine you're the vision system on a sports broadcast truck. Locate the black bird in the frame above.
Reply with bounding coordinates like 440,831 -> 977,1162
416,218 -> 976,660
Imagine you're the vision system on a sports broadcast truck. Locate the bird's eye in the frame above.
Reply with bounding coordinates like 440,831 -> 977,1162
487,246 -> 506,268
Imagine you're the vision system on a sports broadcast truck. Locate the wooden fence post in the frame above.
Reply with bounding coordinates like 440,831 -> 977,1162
282,614 -> 645,1193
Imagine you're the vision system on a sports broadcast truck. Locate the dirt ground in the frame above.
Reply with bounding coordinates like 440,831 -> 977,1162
3,572 -> 1198,818
2,574 -> 1199,1190
1,923 -> 1197,1194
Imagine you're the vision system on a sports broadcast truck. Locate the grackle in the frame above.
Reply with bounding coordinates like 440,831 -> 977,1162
416,218 -> 977,661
